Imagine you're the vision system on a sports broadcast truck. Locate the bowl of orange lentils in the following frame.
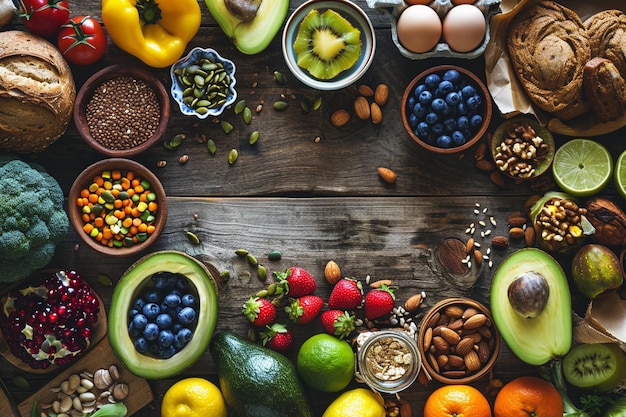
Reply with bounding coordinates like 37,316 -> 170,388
68,158 -> 167,256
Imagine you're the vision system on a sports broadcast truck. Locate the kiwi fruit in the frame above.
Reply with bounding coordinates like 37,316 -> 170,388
563,343 -> 626,392
293,8 -> 362,80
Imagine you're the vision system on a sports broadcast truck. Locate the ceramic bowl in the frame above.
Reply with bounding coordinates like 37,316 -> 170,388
73,65 -> 170,158
170,47 -> 237,119
282,0 -> 376,90
490,116 -> 556,181
401,65 -> 492,154
68,158 -> 167,256
418,297 -> 500,384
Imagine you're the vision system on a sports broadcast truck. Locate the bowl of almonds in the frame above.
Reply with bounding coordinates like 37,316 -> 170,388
417,297 -> 500,384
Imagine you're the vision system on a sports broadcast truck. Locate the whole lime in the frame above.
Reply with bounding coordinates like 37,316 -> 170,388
296,333 -> 355,392
571,244 -> 623,299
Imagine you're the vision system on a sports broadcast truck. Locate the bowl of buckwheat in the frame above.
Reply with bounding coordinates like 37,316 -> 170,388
490,116 -> 555,181
73,65 -> 170,157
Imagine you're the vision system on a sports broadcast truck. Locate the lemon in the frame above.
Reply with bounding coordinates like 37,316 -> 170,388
615,149 -> 626,200
551,138 -> 613,197
296,333 -> 355,392
322,387 -> 386,417
161,377 -> 227,417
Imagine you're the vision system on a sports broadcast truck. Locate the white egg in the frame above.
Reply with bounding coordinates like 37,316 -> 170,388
442,4 -> 486,53
396,5 -> 442,54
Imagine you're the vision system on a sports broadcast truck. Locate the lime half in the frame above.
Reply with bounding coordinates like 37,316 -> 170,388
552,138 -> 613,197
615,150 -> 626,200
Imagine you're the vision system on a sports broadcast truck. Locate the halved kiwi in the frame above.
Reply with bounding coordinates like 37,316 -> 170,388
293,8 -> 362,80
563,343 -> 626,392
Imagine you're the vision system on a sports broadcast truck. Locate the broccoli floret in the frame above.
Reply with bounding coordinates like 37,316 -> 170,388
0,154 -> 69,283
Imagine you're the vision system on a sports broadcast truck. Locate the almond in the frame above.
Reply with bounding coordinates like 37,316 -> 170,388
377,167 -> 397,184
370,102 -> 383,124
465,238 -> 475,254
474,141 -> 487,160
524,226 -> 535,247
374,83 -> 389,106
444,305 -> 464,318
399,401 -> 414,417
432,336 -> 450,352
370,279 -> 392,288
463,313 -> 487,330
440,327 -> 461,345
447,354 -> 464,368
509,227 -> 525,239
455,337 -> 475,356
464,350 -> 482,371
473,249 -> 483,267
478,341 -> 491,363
324,260 -> 341,284
475,159 -> 496,172
330,109 -> 350,127
491,235 -> 509,249
358,85 -> 374,97
404,293 -> 424,312
507,215 -> 527,227
354,96 -> 370,120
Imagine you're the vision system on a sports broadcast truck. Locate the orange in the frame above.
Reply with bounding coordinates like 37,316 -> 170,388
494,376 -> 563,417
424,385 -> 492,417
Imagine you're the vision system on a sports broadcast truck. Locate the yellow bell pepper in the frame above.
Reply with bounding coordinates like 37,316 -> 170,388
102,0 -> 201,68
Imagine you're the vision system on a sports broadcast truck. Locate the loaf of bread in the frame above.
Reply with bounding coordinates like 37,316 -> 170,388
583,57 -> 626,123
585,10 -> 626,79
0,30 -> 76,153
507,1 -> 590,114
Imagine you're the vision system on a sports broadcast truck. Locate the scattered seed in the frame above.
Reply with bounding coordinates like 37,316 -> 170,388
312,95 -> 322,111
273,70 -> 286,84
255,104 -> 263,113
484,230 -> 492,236
221,120 -> 234,134
235,249 -> 249,258
220,270 -> 231,281
243,107 -> 252,124
478,220 -> 486,227
12,375 -> 30,390
474,209 -> 480,215
228,148 -> 238,164
300,99 -> 310,113
273,100 -> 289,111
186,231 -> 200,245
207,139 -> 217,155
257,265 -> 267,281
246,253 -> 258,267
164,133 -> 185,150
157,160 -> 167,168
96,273 -> 113,287
268,250 -> 282,261
490,216 -> 497,226
249,130 -> 259,145
482,207 -> 488,213
179,154 -> 189,164
234,100 -> 246,115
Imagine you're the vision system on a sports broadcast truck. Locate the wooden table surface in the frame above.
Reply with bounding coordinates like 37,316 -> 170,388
1,1 -> 625,416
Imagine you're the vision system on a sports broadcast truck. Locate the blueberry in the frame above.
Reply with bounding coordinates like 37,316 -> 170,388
466,95 -> 482,111
134,337 -> 148,353
443,118 -> 457,132
451,131 -> 466,146
148,343 -> 160,354
128,322 -> 142,338
167,306 -> 182,318
159,345 -> 177,359
156,313 -> 173,329
407,96 -> 416,111
132,313 -> 148,330
159,330 -> 174,348
418,90 -> 433,105
457,116 -> 470,131
417,122 -> 429,137
425,112 -> 439,124
436,135 -> 453,148
177,327 -> 193,343
424,73 -> 441,89
413,102 -> 428,118
174,335 -> 185,349
470,114 -> 483,129
461,85 -> 476,99
436,81 -> 454,97
142,302 -> 160,320
128,308 -> 139,319
442,69 -> 462,86
456,102 -> 468,116
445,92 -> 460,106
172,323 -> 182,333
143,323 -> 159,341
431,98 -> 448,113
431,123 -> 445,136
143,290 -> 161,304
178,307 -> 196,325
413,83 -> 427,97
409,113 -> 419,129
164,293 -> 181,308
132,297 -> 146,311
151,273 -> 168,289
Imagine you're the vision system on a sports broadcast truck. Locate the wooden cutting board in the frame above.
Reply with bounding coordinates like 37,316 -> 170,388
17,337 -> 153,417
0,381 -> 18,417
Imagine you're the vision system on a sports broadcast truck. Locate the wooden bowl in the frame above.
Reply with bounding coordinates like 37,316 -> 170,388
490,116 -> 555,181
401,65 -> 492,154
68,158 -> 167,256
73,65 -> 170,157
418,297 -> 500,384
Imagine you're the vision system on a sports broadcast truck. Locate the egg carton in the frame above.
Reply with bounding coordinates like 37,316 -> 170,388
366,0 -> 502,59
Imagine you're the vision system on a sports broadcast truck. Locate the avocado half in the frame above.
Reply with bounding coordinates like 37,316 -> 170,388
490,248 -> 572,366
205,0 -> 289,55
108,251 -> 219,379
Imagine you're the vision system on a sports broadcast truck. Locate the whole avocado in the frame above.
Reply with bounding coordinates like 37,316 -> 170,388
209,331 -> 313,417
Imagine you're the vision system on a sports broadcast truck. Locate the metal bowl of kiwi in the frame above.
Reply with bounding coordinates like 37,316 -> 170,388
282,0 -> 376,90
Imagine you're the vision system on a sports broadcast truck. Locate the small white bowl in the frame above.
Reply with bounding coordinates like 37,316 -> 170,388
170,47 -> 237,119
282,0 -> 376,90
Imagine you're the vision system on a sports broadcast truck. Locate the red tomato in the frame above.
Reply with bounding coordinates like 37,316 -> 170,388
16,0 -> 70,38
57,16 -> 107,66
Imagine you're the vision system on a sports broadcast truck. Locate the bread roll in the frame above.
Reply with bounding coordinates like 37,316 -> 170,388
0,30 -> 75,153
507,1 -> 590,114
585,10 -> 626,79
583,57 -> 626,123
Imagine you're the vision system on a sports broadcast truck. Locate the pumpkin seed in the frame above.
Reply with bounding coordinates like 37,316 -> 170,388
186,231 -> 200,245
267,250 -> 282,261
207,139 -> 217,155
300,99 -> 310,113
221,120 -> 234,134
246,253 -> 258,267
234,99 -> 246,115
257,265 -> 267,281
273,70 -> 286,84
256,289 -> 268,298
12,375 -> 30,391
248,130 -> 259,145
235,248 -> 249,257
228,148 -> 238,164
96,273 -> 113,287
163,134 -> 185,150
273,101 -> 289,111
312,95 -> 323,111
242,107 -> 252,124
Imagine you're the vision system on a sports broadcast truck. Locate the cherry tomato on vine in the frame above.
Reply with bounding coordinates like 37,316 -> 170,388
15,0 -> 70,38
57,16 -> 107,66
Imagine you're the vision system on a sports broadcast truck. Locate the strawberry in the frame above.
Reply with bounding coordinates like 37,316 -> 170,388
260,323 -> 293,352
275,267 -> 317,297
320,310 -> 356,339
242,296 -> 277,327
285,295 -> 324,324
327,278 -> 363,310
364,284 -> 396,320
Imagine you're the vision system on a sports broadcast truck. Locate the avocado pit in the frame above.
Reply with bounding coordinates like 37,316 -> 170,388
507,271 -> 550,318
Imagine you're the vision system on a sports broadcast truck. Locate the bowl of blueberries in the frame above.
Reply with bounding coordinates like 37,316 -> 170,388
401,65 -> 492,154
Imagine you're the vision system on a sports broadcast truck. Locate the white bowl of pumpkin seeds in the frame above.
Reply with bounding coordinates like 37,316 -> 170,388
170,47 -> 237,118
